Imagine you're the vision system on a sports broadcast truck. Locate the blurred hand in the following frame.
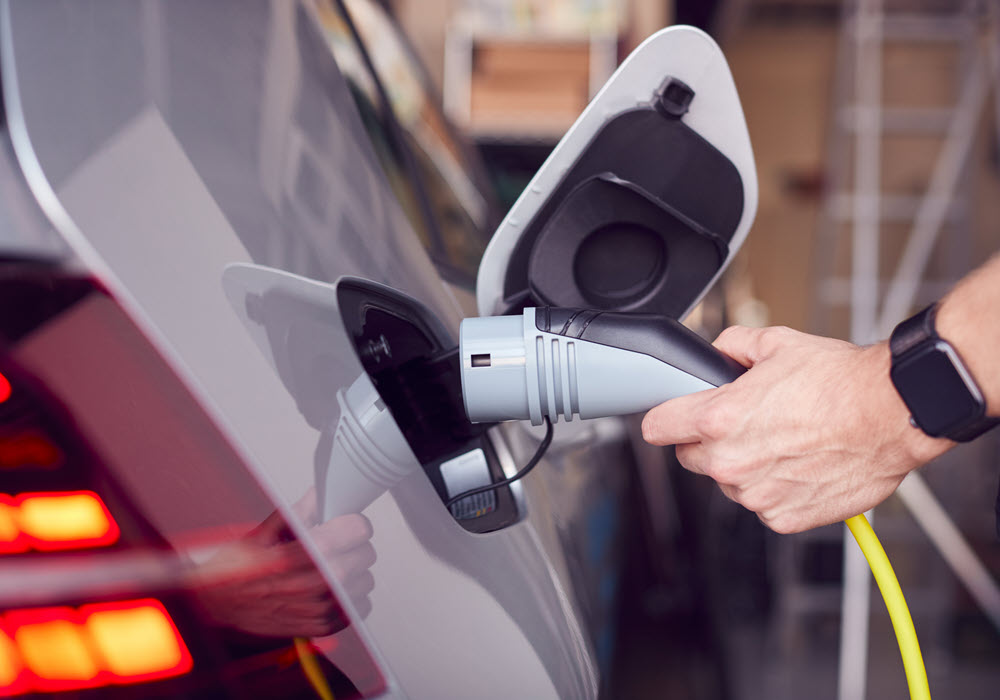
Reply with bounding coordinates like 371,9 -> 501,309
293,487 -> 376,619
641,325 -> 951,533
192,488 -> 375,637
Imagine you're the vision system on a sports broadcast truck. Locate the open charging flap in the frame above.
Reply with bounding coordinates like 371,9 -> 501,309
476,25 -> 758,319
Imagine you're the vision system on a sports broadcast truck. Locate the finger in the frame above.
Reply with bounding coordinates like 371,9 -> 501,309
712,326 -> 796,368
343,570 -> 375,601
329,543 -> 377,581
641,388 -> 717,446
351,596 -> 373,620
296,612 -> 347,638
272,595 -> 340,623
263,570 -> 334,600
674,442 -> 707,476
292,487 -> 319,527
312,514 -> 374,554
718,483 -> 740,503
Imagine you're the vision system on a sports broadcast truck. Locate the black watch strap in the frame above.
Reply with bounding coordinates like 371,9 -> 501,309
889,303 -> 939,357
890,303 -> 1000,443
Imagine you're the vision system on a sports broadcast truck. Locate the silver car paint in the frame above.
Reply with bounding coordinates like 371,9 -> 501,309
0,0 -> 632,697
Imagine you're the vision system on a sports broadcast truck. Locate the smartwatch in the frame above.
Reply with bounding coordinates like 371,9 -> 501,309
889,303 -> 999,442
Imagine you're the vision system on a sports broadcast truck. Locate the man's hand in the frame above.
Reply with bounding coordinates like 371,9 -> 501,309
641,325 -> 951,533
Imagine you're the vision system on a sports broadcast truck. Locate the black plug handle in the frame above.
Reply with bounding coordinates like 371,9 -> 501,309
535,307 -> 746,387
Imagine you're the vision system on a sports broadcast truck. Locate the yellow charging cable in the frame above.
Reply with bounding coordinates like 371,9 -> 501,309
845,514 -> 930,700
294,637 -> 336,700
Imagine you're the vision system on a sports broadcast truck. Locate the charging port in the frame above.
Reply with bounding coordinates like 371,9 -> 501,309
337,280 -> 522,533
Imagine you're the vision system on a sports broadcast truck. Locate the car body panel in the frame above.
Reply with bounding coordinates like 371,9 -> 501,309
0,0 -> 635,697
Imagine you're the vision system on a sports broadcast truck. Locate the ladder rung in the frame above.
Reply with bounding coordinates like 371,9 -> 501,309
782,586 -> 953,614
818,277 -> 956,306
784,588 -> 843,613
838,106 -> 955,134
827,193 -> 966,222
848,14 -> 978,43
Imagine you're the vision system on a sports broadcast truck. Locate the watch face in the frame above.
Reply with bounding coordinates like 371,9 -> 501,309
890,341 -> 985,437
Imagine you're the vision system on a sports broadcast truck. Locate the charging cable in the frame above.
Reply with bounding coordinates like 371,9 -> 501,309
295,637 -> 336,700
445,417 -> 554,510
845,514 -> 930,700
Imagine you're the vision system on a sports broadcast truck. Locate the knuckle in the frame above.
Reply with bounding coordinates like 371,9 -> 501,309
347,571 -> 376,599
764,513 -> 798,535
757,326 -> 795,354
359,543 -> 377,569
738,490 -> 763,513
717,482 -> 741,503
335,514 -> 374,544
696,399 -> 734,440
353,596 -> 373,620
710,457 -> 740,486
716,325 -> 745,344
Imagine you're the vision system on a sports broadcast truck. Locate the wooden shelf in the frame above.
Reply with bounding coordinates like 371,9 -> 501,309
444,23 -> 618,142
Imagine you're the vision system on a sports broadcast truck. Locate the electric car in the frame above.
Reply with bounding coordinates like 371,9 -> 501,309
0,1 -> 754,697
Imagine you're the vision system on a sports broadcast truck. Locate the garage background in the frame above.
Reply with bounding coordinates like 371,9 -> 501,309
384,1 -> 1000,698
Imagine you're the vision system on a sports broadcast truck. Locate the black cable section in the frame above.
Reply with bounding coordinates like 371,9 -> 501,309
445,417 -> 554,510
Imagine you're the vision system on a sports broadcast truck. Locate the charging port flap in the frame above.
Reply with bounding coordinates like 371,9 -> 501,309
475,26 -> 757,320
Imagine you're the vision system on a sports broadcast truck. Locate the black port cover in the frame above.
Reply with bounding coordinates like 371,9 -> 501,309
527,174 -> 726,318
501,94 -> 745,318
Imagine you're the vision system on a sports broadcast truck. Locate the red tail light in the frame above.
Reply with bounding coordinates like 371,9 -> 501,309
0,600 -> 192,695
82,600 -> 193,683
0,372 -> 10,404
0,491 -> 119,553
0,431 -> 62,470
0,630 -> 27,697
0,499 -> 25,554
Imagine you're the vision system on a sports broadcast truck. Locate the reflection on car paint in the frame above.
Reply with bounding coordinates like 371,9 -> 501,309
0,268 -> 386,697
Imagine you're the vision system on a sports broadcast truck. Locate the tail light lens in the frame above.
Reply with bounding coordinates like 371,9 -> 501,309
0,501 -> 22,554
0,431 -> 62,470
6,607 -> 102,692
83,599 -> 193,682
0,630 -> 25,697
9,491 -> 119,552
1,599 -> 192,695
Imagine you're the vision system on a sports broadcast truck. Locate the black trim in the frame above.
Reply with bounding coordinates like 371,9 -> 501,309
331,0 -> 460,279
333,0 -> 496,288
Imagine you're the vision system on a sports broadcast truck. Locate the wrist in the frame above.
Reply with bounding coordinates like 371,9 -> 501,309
865,342 -> 951,467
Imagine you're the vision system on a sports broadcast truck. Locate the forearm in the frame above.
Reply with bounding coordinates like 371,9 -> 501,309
935,254 -> 1000,414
